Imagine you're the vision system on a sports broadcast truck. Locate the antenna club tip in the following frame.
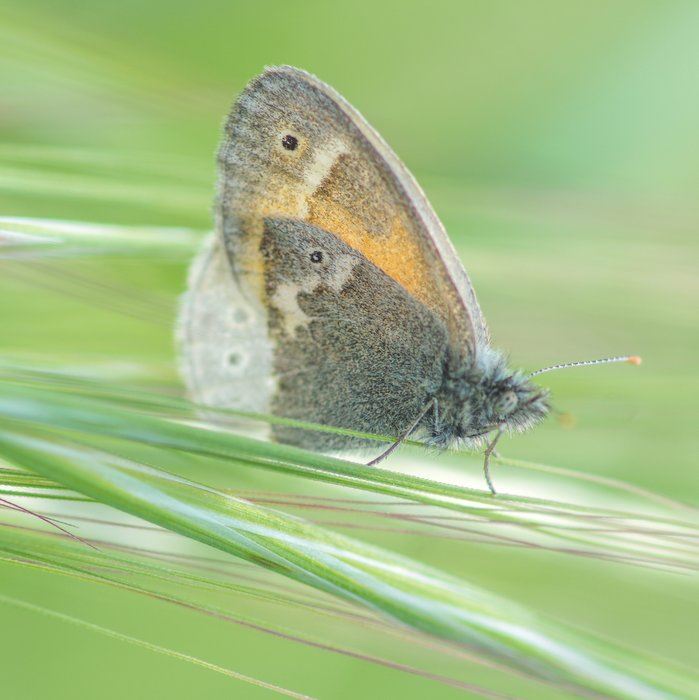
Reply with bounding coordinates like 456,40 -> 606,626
627,356 -> 642,366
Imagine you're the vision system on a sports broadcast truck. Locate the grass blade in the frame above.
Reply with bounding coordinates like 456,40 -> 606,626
0,592 -> 313,699
0,420 -> 694,699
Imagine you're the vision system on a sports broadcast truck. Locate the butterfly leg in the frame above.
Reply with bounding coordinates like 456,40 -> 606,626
483,425 -> 505,495
366,398 -> 436,467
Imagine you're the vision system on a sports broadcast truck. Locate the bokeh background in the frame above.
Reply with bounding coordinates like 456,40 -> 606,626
1,1 -> 697,698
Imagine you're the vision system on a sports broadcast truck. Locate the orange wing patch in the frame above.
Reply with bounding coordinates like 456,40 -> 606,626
307,152 -> 449,325
308,199 -> 439,311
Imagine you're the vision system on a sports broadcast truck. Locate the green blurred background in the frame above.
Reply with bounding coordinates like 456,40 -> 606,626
1,1 -> 697,698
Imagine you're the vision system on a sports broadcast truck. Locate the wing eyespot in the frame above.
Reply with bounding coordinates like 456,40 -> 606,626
310,251 -> 323,263
226,351 -> 243,367
231,307 -> 249,324
281,134 -> 299,151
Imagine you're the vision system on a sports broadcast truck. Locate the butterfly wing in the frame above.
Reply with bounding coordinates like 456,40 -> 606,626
179,66 -> 485,444
177,233 -> 275,437
178,220 -> 449,446
260,218 -> 448,448
217,65 -> 487,350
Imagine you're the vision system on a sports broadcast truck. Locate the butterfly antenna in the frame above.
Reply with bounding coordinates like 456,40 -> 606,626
529,355 -> 642,378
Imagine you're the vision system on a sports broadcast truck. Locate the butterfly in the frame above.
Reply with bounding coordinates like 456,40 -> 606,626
178,66 -> 639,494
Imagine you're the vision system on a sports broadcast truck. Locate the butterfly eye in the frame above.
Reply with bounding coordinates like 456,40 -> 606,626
281,134 -> 299,151
310,251 -> 323,263
495,390 -> 518,416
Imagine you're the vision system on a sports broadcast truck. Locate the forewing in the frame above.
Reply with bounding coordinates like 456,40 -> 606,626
217,65 -> 488,353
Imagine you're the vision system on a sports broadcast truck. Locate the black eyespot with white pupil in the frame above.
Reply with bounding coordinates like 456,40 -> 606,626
281,134 -> 298,151
310,251 -> 323,263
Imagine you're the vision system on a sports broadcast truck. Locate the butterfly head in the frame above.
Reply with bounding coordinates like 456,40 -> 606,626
433,348 -> 641,449
465,356 -> 550,445
434,347 -> 550,448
